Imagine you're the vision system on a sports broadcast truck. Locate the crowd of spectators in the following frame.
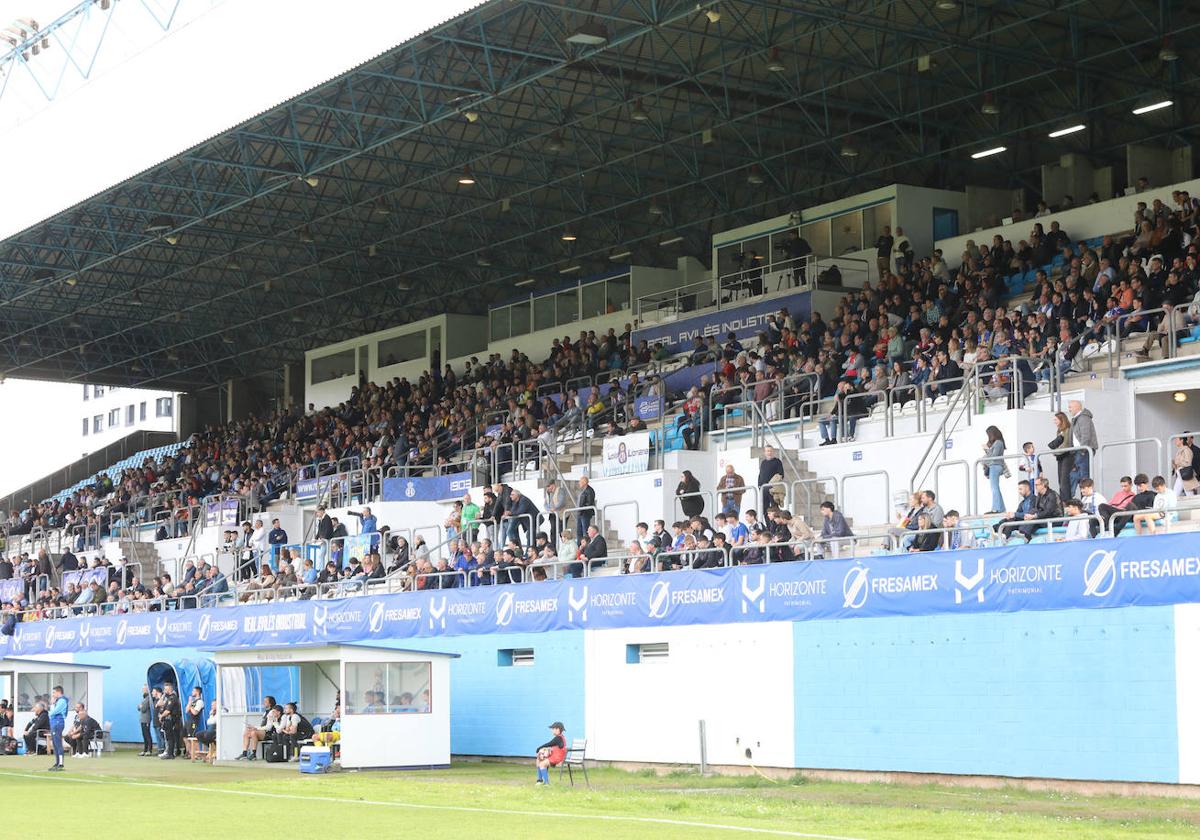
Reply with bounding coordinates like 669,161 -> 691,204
3,186 -> 1200,619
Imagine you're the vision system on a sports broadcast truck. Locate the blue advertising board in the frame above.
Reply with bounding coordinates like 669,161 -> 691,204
5,533 -> 1200,657
632,288 -> 812,352
382,474 -> 473,502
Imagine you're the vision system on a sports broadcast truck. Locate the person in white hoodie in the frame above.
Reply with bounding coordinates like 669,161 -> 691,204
1134,476 -> 1178,535
1060,499 -> 1091,541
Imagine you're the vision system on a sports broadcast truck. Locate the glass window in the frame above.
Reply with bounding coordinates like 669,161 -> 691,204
581,280 -> 606,320
140,402 -> 147,421
490,307 -> 509,342
344,661 -> 432,715
93,415 -> 102,434
606,275 -> 631,313
510,301 -> 530,338
800,220 -> 829,257
310,349 -> 356,385
93,385 -> 104,398
82,385 -> 89,401
156,397 -> 174,418
126,405 -> 135,425
16,672 -> 87,713
831,210 -> 864,255
863,202 -> 893,249
108,409 -> 120,427
377,331 -> 426,369
82,418 -> 89,436
556,290 -> 578,327
533,294 -> 556,332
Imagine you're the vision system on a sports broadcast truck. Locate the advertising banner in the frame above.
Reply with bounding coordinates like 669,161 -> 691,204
5,533 -> 1200,657
62,568 -> 108,591
382,474 -> 472,502
204,499 -> 240,528
601,431 -> 651,476
631,288 -> 812,352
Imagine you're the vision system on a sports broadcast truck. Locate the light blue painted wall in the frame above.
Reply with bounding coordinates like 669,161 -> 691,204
792,606 -> 1179,782
383,632 -> 586,757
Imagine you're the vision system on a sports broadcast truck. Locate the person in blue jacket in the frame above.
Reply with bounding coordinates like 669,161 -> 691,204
48,684 -> 68,771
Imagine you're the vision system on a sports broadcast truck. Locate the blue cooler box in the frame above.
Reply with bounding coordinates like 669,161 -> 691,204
299,746 -> 332,774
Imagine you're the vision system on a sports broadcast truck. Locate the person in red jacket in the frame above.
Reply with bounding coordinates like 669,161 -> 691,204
535,721 -> 566,785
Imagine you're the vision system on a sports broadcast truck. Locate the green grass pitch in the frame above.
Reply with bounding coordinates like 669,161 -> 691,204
3,751 -> 1199,838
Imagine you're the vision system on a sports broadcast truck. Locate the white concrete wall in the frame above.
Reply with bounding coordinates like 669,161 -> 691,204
583,622 -> 795,767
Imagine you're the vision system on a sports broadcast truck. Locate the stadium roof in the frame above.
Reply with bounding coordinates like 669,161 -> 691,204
0,0 -> 1196,391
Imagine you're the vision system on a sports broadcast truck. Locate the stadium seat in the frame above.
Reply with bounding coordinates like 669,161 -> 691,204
559,738 -> 590,787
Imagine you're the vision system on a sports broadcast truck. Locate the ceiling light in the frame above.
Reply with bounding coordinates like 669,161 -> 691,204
916,54 -> 934,72
457,166 -> 476,185
561,229 -> 578,242
1132,99 -> 1173,115
463,110 -> 480,123
566,21 -> 608,46
1173,391 -> 1188,403
130,293 -> 144,307
970,145 -> 1007,159
1159,39 -> 1178,62
934,0 -> 958,9
1048,123 -> 1086,138
705,8 -> 721,24
558,265 -> 582,275
262,279 -> 273,292
515,278 -> 536,286
659,235 -> 685,246
397,280 -> 412,291
372,199 -> 391,215
144,216 -> 172,233
226,259 -> 242,270
840,141 -> 858,158
476,255 -> 492,267
131,362 -> 143,373
746,165 -> 765,185
300,176 -> 319,188
164,233 -> 180,246
609,249 -> 632,261
765,47 -> 786,73
648,201 -> 665,216
367,244 -> 377,257
167,351 -> 179,361
65,276 -> 78,286
299,227 -> 315,243
630,100 -> 650,122
547,133 -> 566,153
980,93 -> 1000,115
222,335 -> 235,345
18,337 -> 31,347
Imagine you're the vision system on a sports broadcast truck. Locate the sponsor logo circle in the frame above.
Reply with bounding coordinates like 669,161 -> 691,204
842,566 -> 870,610
1083,549 -> 1117,598
495,591 -> 515,626
648,580 -> 671,619
368,601 -> 386,634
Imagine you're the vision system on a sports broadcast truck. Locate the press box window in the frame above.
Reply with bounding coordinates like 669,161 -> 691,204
626,642 -> 669,664
498,648 -> 535,667
156,397 -> 174,417
344,661 -> 432,714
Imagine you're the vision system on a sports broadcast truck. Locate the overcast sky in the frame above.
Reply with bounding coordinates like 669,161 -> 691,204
0,0 -> 481,497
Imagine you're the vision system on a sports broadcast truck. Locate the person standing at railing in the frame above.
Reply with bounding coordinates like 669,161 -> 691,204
1049,412 -> 1077,499
543,482 -> 566,552
576,476 -> 596,539
314,506 -> 333,567
981,426 -> 1008,514
1066,400 -> 1099,497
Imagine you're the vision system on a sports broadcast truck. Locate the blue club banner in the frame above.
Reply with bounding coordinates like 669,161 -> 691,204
632,288 -> 812,352
295,475 -> 349,501
382,474 -> 473,502
4,533 -> 1200,657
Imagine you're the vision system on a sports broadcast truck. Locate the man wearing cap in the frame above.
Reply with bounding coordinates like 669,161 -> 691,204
534,722 -> 567,785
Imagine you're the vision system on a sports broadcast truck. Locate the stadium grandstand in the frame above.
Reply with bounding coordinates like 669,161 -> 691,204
3,0 -> 1200,835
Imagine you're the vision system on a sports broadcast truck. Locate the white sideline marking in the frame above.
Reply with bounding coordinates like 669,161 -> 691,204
0,770 -> 867,839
